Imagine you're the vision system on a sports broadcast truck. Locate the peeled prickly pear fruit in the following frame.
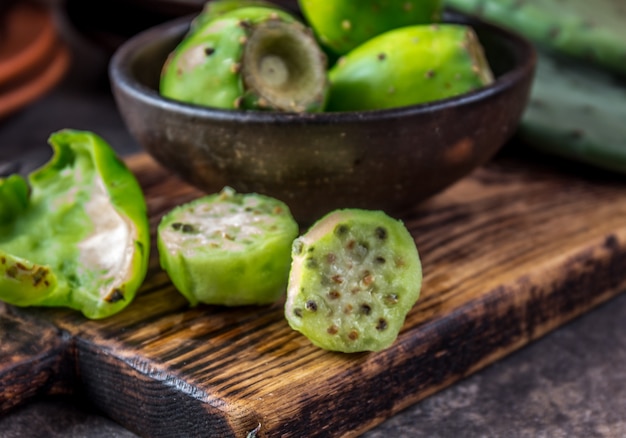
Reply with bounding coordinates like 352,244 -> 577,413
443,0 -> 626,76
326,24 -> 494,111
299,0 -> 443,56
285,209 -> 422,353
157,187 -> 299,306
160,6 -> 329,112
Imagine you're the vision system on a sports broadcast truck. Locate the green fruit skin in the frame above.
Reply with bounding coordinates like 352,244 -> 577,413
325,24 -> 494,111
157,190 -> 299,307
160,6 -> 328,112
0,129 -> 150,319
190,0 -> 278,33
299,0 -> 443,56
161,7 -> 295,110
443,0 -> 626,76
285,209 -> 422,353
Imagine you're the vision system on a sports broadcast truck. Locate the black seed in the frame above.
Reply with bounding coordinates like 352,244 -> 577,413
332,275 -> 343,284
172,222 -> 195,233
375,227 -> 388,240
376,318 -> 388,331
105,288 -> 125,303
205,47 -> 215,56
375,256 -> 386,264
334,223 -> 349,237
305,258 -> 318,269
384,293 -> 399,305
238,19 -> 252,28
360,303 -> 372,315
305,300 -> 318,312
32,267 -> 48,287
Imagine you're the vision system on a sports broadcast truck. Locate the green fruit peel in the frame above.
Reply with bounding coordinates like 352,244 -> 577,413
157,187 -> 299,307
0,129 -> 150,319
160,5 -> 329,112
299,0 -> 443,55
190,0 -> 278,33
326,24 -> 494,111
285,209 -> 422,353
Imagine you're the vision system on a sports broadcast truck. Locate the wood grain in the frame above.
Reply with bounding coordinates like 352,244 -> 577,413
2,149 -> 626,437
0,306 -> 74,412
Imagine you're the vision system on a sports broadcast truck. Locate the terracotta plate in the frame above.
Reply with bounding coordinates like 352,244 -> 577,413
0,2 -> 69,119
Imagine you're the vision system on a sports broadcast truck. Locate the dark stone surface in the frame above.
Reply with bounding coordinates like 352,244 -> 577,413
1,1 -> 626,437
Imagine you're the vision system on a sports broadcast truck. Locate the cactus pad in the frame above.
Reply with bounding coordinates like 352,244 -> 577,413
443,0 -> 626,76
518,50 -> 626,173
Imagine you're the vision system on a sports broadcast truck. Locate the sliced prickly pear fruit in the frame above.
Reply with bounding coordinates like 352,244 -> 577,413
157,187 -> 299,307
326,24 -> 494,111
299,0 -> 443,56
285,209 -> 422,353
160,6 -> 329,112
518,50 -> 626,174
443,0 -> 626,76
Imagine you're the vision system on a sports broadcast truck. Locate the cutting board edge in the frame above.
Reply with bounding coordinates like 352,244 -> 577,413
57,228 -> 626,438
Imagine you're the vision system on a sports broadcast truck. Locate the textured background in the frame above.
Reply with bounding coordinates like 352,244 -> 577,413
1,1 -> 625,436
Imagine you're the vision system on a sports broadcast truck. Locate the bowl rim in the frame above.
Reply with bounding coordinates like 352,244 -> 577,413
109,11 -> 537,124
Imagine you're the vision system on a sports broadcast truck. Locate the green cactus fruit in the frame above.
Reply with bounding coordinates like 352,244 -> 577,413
190,0 -> 277,34
157,187 -> 299,307
325,24 -> 494,111
285,209 -> 422,353
517,50 -> 626,174
443,0 -> 626,76
298,0 -> 443,56
160,6 -> 329,112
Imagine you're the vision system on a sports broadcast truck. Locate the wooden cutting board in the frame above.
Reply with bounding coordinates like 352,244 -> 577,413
2,148 -> 626,437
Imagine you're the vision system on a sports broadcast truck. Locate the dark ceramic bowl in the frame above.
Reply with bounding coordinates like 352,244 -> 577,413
109,11 -> 536,224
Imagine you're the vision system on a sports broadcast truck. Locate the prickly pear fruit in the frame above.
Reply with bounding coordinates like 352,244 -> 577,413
326,24 -> 494,111
443,0 -> 626,76
285,209 -> 422,353
190,0 -> 277,34
157,187 -> 299,307
299,0 -> 443,56
160,6 -> 329,112
518,50 -> 626,174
